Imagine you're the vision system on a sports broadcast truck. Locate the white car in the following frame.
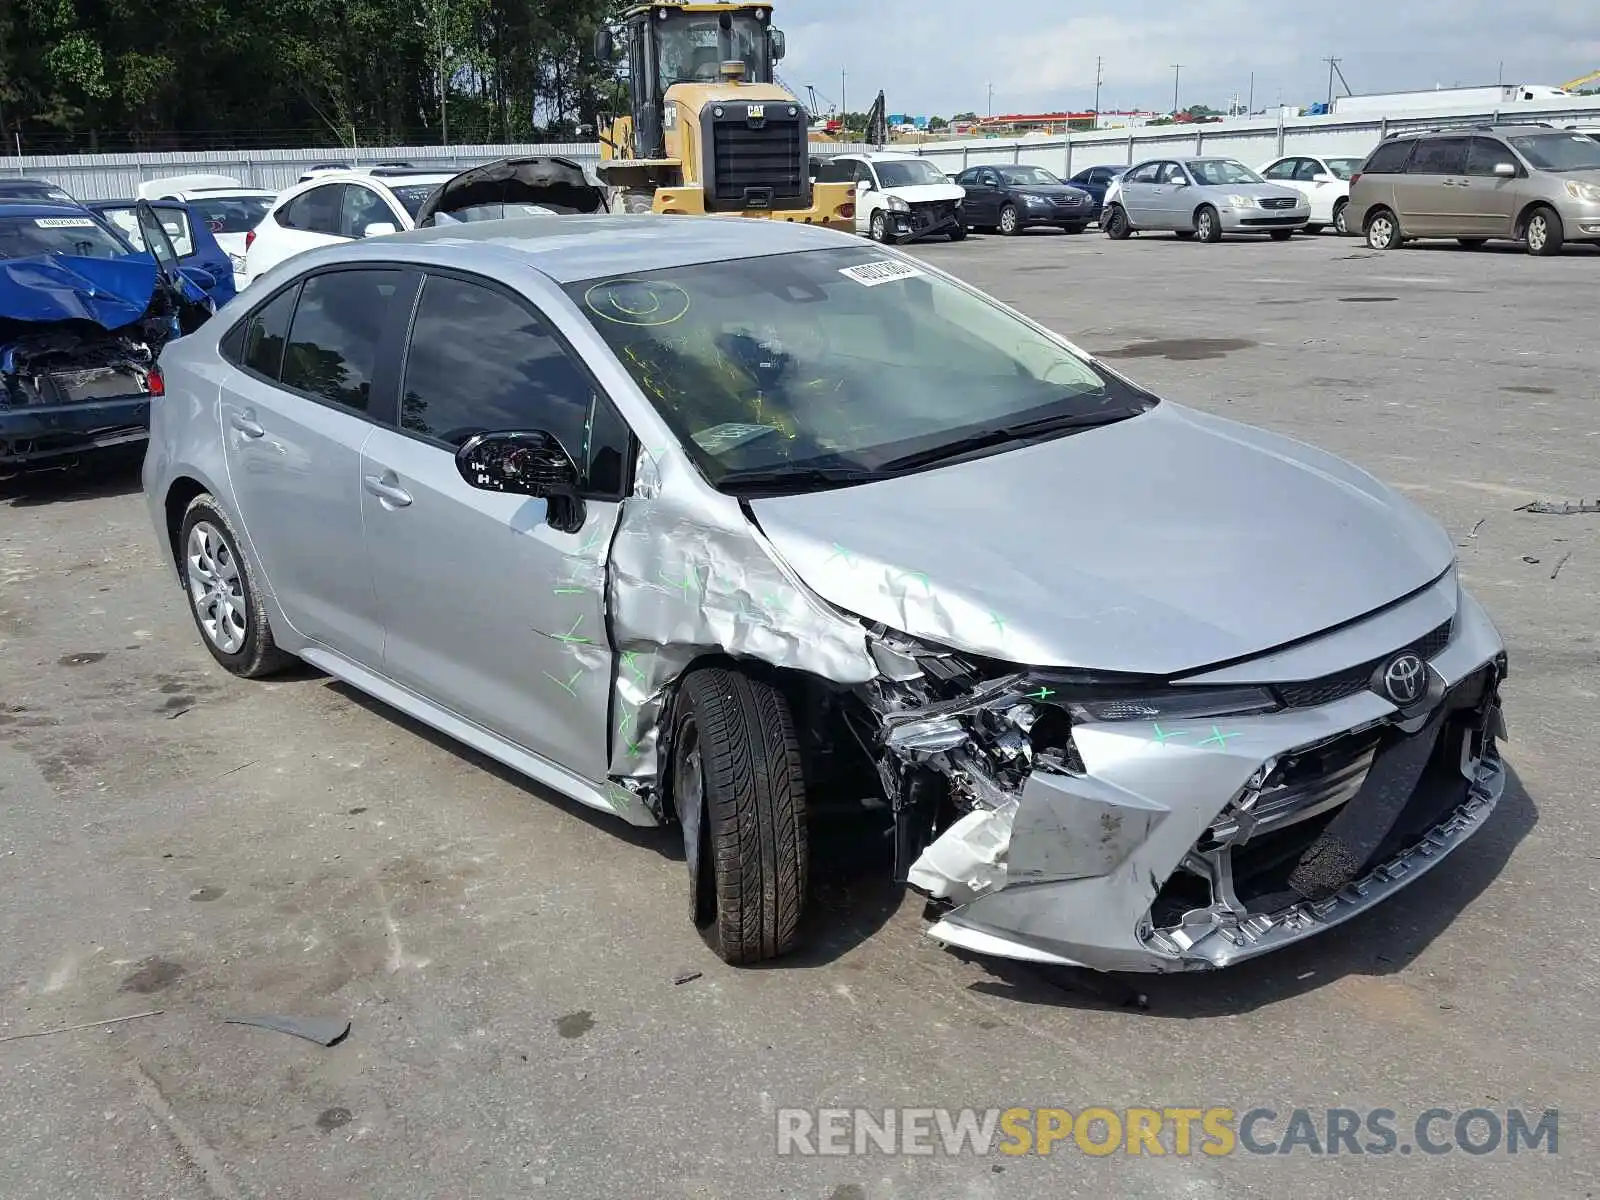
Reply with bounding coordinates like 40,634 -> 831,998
137,175 -> 276,291
815,152 -> 967,243
243,170 -> 458,285
1256,154 -> 1367,235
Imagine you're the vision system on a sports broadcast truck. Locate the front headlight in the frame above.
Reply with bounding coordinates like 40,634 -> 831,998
1226,194 -> 1256,208
1064,686 -> 1280,723
1565,179 -> 1600,203
886,195 -> 910,212
1023,193 -> 1048,207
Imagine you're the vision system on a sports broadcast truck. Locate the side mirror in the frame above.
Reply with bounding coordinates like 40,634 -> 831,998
857,178 -> 873,192
363,222 -> 397,238
593,28 -> 614,63
456,430 -> 586,533
1493,161 -> 1517,178
770,29 -> 786,61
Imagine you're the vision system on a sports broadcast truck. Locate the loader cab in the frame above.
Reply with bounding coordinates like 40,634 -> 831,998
597,3 -> 786,163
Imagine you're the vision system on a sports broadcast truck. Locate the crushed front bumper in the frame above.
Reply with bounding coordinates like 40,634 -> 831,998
887,202 -> 964,242
0,395 -> 151,467
920,586 -> 1508,973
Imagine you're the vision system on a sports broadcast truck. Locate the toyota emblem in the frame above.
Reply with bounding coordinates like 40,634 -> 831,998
1380,652 -> 1427,706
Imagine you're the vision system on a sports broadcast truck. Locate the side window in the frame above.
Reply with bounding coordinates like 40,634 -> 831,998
816,157 -> 854,184
280,270 -> 402,412
1408,137 -> 1468,175
853,161 -> 876,187
1125,163 -> 1160,184
1161,163 -> 1187,184
1293,159 -> 1323,181
954,168 -> 975,185
1262,159 -> 1296,180
154,209 -> 195,257
278,184 -> 345,234
1465,138 -> 1513,177
232,284 -> 300,379
339,185 -> 396,238
1362,139 -> 1415,174
401,275 -> 621,492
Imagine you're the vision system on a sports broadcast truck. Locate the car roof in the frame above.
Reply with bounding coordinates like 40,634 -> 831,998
0,177 -> 66,190
344,213 -> 853,284
0,201 -> 101,219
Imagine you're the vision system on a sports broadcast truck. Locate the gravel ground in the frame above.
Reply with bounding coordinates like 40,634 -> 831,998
1,228 -> 1596,1199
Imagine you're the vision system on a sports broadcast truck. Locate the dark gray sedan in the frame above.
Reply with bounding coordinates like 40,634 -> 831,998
955,164 -> 1095,234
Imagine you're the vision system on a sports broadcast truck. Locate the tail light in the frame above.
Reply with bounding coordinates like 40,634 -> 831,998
245,228 -> 256,250
839,203 -> 855,219
1349,173 -> 1361,187
147,368 -> 165,397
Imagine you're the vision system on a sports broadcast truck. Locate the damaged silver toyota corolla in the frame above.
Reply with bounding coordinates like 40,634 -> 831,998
144,216 -> 1507,972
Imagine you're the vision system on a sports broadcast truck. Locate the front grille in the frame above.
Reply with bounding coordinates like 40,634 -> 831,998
1277,619 -> 1453,709
1052,194 -> 1087,208
710,120 -> 804,207
1260,196 -> 1299,210
908,201 -> 958,231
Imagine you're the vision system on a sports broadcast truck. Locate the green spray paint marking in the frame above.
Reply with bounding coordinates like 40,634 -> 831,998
554,615 -> 593,645
618,706 -> 644,757
620,650 -> 649,685
894,569 -> 933,595
761,590 -> 788,614
553,586 -> 587,596
660,564 -> 702,598
544,669 -> 584,698
825,543 -> 858,567
1151,722 -> 1188,746
988,611 -> 1007,637
1023,686 -> 1056,702
1198,725 -> 1242,749
606,783 -> 635,810
577,527 -> 606,556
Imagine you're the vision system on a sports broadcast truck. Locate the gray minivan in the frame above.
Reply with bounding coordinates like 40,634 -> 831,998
1347,125 -> 1600,255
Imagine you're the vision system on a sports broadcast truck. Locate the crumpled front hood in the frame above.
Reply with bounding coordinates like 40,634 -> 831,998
0,253 -> 164,330
748,403 -> 1454,675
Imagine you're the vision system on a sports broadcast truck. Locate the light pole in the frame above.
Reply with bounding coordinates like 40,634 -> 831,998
987,82 -> 995,118
1093,56 -> 1103,119
1171,64 -> 1182,116
416,3 -> 448,146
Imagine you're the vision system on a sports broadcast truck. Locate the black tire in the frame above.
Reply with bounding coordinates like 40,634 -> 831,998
1525,205 -> 1564,256
869,210 -> 891,243
1063,223 -> 1087,234
177,494 -> 292,678
947,224 -> 968,242
1103,204 -> 1132,239
1332,199 -> 1350,236
1365,207 -> 1402,250
672,668 -> 807,965
1457,238 -> 1488,249
1173,230 -> 1196,240
1303,223 -> 1324,235
1270,229 -> 1294,241
1195,205 -> 1222,243
998,203 -> 1021,235
621,188 -> 655,215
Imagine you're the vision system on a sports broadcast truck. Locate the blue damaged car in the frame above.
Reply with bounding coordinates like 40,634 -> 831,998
0,200 -> 214,472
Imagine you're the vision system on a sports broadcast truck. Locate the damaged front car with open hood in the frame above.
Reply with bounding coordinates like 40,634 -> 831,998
1,201 -> 213,471
146,218 -> 1506,974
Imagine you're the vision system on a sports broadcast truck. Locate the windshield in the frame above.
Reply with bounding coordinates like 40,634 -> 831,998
1186,159 -> 1263,185
185,195 -> 272,233
876,160 -> 949,188
1507,133 -> 1600,171
997,166 -> 1062,186
0,214 -> 129,260
388,183 -> 448,218
568,247 -> 1153,488
97,207 -> 195,257
656,13 -> 770,87
1324,158 -> 1364,179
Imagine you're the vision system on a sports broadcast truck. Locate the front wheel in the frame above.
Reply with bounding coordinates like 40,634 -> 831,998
1103,204 -> 1132,239
947,224 -> 968,242
1270,229 -> 1294,241
869,210 -> 890,242
673,668 -> 808,965
1062,223 -> 1087,234
1195,205 -> 1222,243
1303,223 -> 1324,235
1525,206 -> 1564,256
998,204 -> 1021,235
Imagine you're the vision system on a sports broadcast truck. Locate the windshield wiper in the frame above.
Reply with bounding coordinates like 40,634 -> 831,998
716,465 -> 890,495
878,407 -> 1141,473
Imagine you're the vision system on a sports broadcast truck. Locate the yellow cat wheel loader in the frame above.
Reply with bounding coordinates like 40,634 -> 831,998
593,2 -> 856,232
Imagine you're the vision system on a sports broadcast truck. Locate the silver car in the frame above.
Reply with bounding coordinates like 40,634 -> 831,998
143,216 -> 1507,973
1104,157 -> 1311,242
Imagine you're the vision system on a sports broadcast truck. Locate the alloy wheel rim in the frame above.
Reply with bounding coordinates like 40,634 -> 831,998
186,522 -> 247,654
1529,217 -> 1546,249
1372,217 -> 1392,247
872,213 -> 885,240
1199,213 -> 1213,238
1001,208 -> 1016,233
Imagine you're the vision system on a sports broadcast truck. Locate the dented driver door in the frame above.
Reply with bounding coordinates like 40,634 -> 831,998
359,271 -> 631,782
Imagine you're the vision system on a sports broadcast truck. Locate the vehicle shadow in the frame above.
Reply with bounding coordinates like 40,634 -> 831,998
321,679 -> 904,964
960,762 -> 1538,1016
0,448 -> 144,506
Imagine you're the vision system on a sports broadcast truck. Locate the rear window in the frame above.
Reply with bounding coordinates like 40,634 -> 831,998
1361,140 -> 1416,174
387,183 -> 444,218
186,196 -> 273,234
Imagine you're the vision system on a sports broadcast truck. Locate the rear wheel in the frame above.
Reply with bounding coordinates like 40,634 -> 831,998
1332,199 -> 1350,236
178,494 -> 292,679
1525,205 -> 1564,256
1063,222 -> 1087,234
673,668 -> 808,965
998,203 -> 1021,235
1195,205 -> 1222,243
1103,204 -> 1132,239
1270,229 -> 1294,241
1365,207 -> 1402,250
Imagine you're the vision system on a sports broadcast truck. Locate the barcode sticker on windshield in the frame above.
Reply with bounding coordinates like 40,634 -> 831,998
840,260 -> 925,287
34,217 -> 96,228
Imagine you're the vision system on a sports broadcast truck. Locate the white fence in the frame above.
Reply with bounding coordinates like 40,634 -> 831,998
3,95 -> 1598,198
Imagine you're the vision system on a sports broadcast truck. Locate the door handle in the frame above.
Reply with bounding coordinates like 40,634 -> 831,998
230,411 -> 264,438
363,474 -> 413,507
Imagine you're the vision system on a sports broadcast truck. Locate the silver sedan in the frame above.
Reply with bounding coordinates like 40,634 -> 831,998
143,215 -> 1505,973
1104,157 -> 1311,242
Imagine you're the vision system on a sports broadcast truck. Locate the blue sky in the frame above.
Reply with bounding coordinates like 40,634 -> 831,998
778,1 -> 1600,116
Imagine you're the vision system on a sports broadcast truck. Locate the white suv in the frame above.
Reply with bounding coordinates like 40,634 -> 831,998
243,171 -> 456,286
816,152 -> 967,244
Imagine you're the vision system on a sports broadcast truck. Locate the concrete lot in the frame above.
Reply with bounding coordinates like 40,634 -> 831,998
2,229 -> 1596,1199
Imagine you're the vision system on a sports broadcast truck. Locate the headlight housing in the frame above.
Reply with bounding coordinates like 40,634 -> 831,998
1063,686 -> 1280,723
886,195 -> 910,212
1023,193 -> 1048,206
1565,179 -> 1600,203
1226,194 -> 1256,208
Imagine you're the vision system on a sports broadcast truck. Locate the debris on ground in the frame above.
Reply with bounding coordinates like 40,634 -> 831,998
672,970 -> 703,986
1550,553 -> 1572,581
0,1009 -> 163,1044
1517,499 -> 1600,516
1522,556 -> 1541,564
224,1015 -> 351,1046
